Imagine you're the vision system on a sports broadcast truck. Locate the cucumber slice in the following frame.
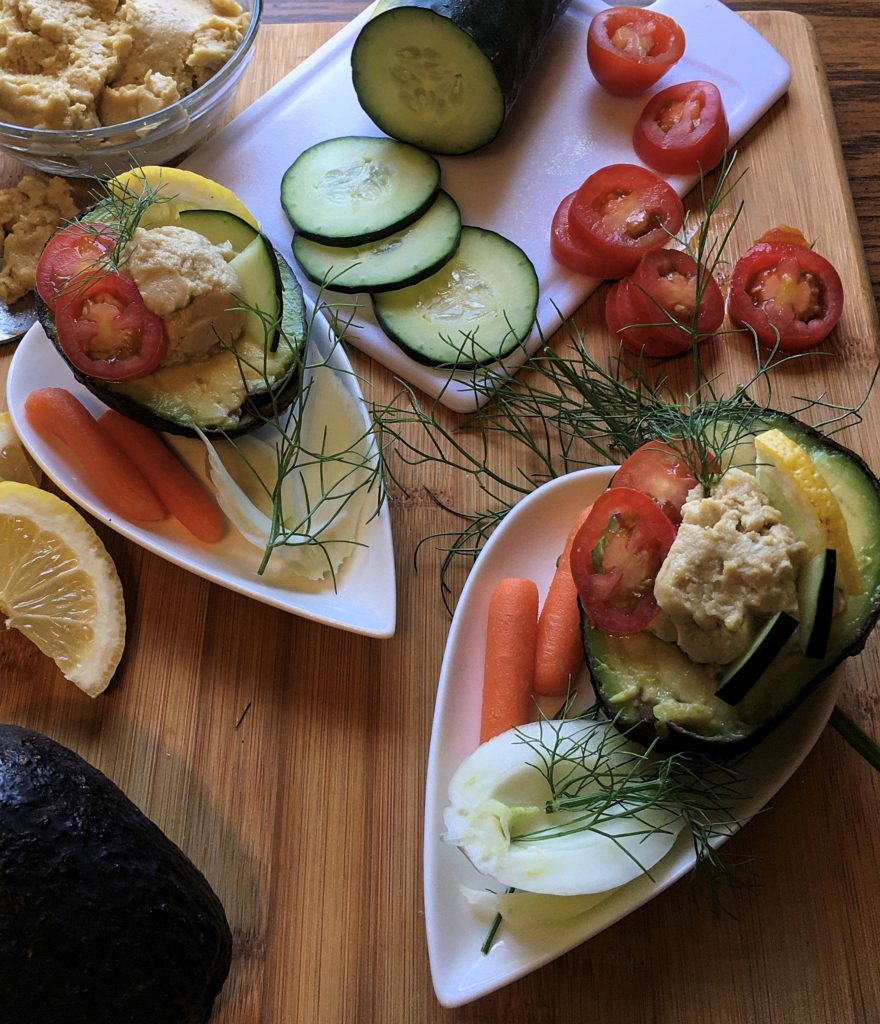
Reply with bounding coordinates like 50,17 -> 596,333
280,136 -> 440,246
230,234 -> 283,352
799,548 -> 837,658
715,611 -> 799,706
372,226 -> 538,367
351,0 -> 571,154
178,208 -> 259,253
292,190 -> 461,294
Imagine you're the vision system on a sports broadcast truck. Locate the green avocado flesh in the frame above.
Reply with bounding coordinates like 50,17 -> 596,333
583,414 -> 880,752
41,208 -> 307,437
0,725 -> 231,1024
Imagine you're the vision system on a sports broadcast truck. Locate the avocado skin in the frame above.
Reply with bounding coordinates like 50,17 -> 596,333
0,725 -> 232,1024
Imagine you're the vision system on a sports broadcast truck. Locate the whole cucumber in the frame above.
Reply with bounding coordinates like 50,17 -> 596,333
351,0 -> 573,154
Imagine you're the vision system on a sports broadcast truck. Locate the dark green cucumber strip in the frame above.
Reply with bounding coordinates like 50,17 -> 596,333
178,208 -> 259,253
292,190 -> 461,294
372,226 -> 538,367
801,549 -> 837,658
229,234 -> 283,352
715,612 -> 799,706
280,135 -> 440,245
351,0 -> 572,154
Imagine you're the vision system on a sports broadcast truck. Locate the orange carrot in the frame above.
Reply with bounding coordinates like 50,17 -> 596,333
98,411 -> 225,544
24,388 -> 166,523
533,503 -> 594,697
480,577 -> 539,744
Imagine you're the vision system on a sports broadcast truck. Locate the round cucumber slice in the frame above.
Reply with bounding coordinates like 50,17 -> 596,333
372,226 -> 538,367
292,191 -> 461,294
280,135 -> 441,246
352,7 -> 505,155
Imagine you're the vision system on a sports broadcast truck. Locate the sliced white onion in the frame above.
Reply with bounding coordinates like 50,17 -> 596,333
199,361 -> 378,580
460,885 -> 614,926
443,719 -> 685,896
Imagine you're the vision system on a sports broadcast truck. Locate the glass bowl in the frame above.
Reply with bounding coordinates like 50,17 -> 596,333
0,0 -> 262,178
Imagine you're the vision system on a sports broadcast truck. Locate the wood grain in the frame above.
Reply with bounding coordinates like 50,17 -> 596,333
1,13 -> 879,1024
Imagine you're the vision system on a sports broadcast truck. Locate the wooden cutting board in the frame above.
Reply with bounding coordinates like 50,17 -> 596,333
1,16 -> 879,1024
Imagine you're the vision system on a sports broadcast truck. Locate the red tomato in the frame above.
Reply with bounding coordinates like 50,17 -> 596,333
35,223 -> 117,312
611,440 -> 700,524
625,247 -> 725,355
551,191 -> 634,279
728,242 -> 844,351
587,6 -> 685,97
570,486 -> 676,635
55,272 -> 167,382
605,278 -> 657,353
754,225 -> 811,250
569,164 -> 684,278
632,80 -> 729,176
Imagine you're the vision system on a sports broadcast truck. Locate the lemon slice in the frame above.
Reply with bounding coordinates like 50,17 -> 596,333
0,411 -> 41,486
754,428 -> 862,594
108,165 -> 259,230
0,481 -> 125,696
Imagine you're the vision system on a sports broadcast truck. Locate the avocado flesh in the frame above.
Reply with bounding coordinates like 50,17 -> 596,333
583,412 -> 880,753
0,725 -> 232,1024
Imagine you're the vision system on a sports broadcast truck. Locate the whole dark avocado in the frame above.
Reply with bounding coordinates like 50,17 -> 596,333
0,725 -> 232,1024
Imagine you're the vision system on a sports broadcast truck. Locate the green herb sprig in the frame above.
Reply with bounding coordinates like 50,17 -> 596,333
478,703 -> 748,953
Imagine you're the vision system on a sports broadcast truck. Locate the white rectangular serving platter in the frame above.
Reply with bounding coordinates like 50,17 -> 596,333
185,0 -> 790,412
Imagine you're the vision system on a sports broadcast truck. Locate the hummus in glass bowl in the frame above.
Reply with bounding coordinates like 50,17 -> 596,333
0,0 -> 261,176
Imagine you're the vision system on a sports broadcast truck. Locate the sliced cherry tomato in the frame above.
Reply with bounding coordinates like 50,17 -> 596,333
587,6 -> 685,97
35,223 -> 117,312
569,164 -> 684,278
605,278 -> 657,353
611,439 -> 700,524
623,247 -> 724,355
551,191 -> 635,279
55,272 -> 167,382
728,242 -> 844,352
633,80 -> 729,176
570,486 -> 676,635
754,225 -> 811,250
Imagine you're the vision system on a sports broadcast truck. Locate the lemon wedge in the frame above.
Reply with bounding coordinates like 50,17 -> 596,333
0,482 -> 125,696
108,165 -> 258,230
754,428 -> 862,594
0,411 -> 41,486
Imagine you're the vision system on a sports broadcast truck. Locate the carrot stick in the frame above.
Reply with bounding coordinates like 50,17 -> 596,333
98,411 -> 225,544
533,503 -> 594,697
480,577 -> 539,744
24,388 -> 166,523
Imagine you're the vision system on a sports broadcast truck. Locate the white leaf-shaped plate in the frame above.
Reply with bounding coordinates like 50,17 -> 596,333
184,0 -> 791,412
6,318 -> 396,638
423,467 -> 839,1006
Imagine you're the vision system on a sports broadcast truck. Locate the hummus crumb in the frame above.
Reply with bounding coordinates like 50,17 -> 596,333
0,0 -> 249,130
652,468 -> 806,665
0,173 -> 76,304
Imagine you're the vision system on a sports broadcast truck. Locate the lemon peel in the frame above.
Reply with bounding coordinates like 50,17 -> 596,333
108,165 -> 259,230
0,481 -> 125,696
754,428 -> 861,594
0,411 -> 41,486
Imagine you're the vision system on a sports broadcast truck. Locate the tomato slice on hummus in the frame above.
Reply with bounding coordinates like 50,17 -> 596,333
570,486 -> 676,635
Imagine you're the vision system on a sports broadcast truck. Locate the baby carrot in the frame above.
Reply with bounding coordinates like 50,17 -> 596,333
98,411 -> 225,544
533,503 -> 594,697
24,388 -> 166,523
480,577 -> 539,744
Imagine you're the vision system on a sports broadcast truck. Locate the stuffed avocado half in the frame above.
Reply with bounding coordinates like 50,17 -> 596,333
36,167 -> 307,437
579,411 -> 880,754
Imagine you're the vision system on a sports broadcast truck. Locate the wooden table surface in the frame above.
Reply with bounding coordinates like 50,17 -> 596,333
2,4 -> 880,1024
